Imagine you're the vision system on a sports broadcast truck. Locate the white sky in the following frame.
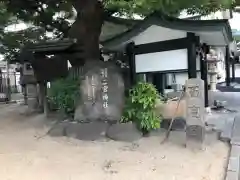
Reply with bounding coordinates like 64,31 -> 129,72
229,13 -> 240,30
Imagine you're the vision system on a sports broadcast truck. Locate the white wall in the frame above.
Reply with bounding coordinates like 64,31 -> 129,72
135,49 -> 188,73
235,64 -> 240,78
133,25 -> 186,45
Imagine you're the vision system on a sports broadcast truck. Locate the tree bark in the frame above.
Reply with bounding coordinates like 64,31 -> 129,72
68,0 -> 104,66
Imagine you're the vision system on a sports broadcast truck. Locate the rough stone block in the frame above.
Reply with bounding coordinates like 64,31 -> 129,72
106,123 -> 142,142
48,121 -> 69,137
74,61 -> 125,123
65,121 -> 109,141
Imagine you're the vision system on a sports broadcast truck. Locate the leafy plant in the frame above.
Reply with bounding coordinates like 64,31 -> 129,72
47,75 -> 80,116
121,82 -> 163,133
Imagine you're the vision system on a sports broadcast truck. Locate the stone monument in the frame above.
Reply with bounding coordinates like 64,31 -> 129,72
74,61 -> 125,123
185,78 -> 205,149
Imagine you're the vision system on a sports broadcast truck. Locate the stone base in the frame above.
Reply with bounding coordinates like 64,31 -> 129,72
27,97 -> 39,112
106,123 -> 142,142
48,121 -> 69,137
186,125 -> 205,150
65,121 -> 109,141
161,118 -> 186,131
49,121 -> 109,141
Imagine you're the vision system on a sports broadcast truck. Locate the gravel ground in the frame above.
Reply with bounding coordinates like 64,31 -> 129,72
0,104 -> 229,180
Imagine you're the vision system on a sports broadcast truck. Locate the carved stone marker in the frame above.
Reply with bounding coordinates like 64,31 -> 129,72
185,78 -> 205,149
74,61 -> 125,123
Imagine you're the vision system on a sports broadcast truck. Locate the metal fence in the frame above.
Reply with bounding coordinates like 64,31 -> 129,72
0,71 -> 21,94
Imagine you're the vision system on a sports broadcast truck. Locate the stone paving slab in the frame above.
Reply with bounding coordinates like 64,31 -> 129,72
231,145 -> 240,158
227,157 -> 239,172
225,171 -> 239,180
231,116 -> 240,145
226,116 -> 240,180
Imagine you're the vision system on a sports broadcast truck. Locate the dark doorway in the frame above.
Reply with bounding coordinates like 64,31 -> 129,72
152,73 -> 166,94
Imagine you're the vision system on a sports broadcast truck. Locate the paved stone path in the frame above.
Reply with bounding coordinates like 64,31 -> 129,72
208,91 -> 240,180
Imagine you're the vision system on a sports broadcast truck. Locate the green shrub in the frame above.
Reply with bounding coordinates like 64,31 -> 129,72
121,82 -> 163,133
47,76 -> 80,116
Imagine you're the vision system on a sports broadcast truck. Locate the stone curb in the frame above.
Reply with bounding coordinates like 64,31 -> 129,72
0,100 -> 17,105
224,116 -> 240,180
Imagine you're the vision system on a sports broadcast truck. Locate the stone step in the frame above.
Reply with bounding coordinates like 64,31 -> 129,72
231,116 -> 240,145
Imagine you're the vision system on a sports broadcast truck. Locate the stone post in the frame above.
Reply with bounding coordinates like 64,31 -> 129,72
185,78 -> 205,150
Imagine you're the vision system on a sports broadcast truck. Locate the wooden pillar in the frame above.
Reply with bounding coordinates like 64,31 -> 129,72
231,57 -> 236,82
200,48 -> 209,107
39,81 -> 49,116
23,85 -> 28,105
126,42 -> 136,86
225,46 -> 231,86
187,33 -> 197,78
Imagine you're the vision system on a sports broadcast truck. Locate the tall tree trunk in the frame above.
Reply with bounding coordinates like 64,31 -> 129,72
68,0 -> 104,66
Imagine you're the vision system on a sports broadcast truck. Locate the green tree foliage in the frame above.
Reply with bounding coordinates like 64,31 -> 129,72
0,0 -> 235,62
1,0 -> 235,35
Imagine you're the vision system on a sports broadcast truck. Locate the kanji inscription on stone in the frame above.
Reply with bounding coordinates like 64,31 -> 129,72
185,78 -> 205,150
187,85 -> 200,98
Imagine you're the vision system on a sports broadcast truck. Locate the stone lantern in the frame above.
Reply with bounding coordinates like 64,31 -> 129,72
21,62 -> 38,111
206,50 -> 221,91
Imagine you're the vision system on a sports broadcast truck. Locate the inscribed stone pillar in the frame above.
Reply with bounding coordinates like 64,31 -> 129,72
185,78 -> 205,150
74,61 -> 125,123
